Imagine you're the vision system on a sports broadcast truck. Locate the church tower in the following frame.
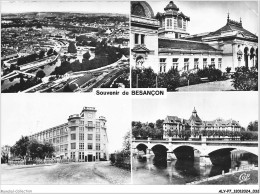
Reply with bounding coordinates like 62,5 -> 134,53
155,1 -> 190,39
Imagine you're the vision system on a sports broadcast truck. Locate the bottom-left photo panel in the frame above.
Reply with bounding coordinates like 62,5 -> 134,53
1,93 -> 131,185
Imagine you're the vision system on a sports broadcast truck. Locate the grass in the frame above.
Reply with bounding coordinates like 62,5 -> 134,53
198,170 -> 258,185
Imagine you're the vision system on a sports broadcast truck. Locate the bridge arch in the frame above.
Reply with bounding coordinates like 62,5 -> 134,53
135,143 -> 148,154
172,145 -> 201,160
151,144 -> 168,166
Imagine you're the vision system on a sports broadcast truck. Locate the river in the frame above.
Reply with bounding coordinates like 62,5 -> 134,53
132,152 -> 258,184
1,57 -> 61,92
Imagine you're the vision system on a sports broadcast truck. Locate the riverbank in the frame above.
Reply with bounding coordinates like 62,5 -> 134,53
187,168 -> 258,185
94,161 -> 131,184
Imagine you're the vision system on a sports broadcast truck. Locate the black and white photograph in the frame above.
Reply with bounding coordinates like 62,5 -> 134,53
1,94 -> 131,184
132,92 -> 258,185
1,1 -> 130,93
131,1 -> 258,91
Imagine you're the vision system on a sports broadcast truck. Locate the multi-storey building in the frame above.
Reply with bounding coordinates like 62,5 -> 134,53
163,108 -> 241,139
131,1 -> 258,73
29,107 -> 109,162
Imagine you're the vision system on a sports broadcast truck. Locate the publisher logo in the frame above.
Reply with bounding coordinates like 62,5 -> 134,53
239,173 -> 250,183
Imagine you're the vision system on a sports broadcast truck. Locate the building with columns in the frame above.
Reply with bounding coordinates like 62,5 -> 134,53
186,14 -> 258,72
163,108 -> 241,139
28,107 -> 109,162
131,1 -> 258,74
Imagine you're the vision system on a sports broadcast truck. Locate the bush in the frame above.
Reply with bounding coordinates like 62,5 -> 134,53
226,67 -> 231,73
232,67 -> 258,91
197,67 -> 223,81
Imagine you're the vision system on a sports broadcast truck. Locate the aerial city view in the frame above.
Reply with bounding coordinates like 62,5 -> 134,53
1,1 -> 130,93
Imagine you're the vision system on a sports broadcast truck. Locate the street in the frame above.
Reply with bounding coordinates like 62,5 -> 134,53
1,161 -> 131,185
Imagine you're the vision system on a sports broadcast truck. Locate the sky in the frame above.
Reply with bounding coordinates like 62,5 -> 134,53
149,1 -> 258,35
132,92 -> 258,128
1,93 -> 131,153
1,1 -> 258,34
0,0 -> 130,15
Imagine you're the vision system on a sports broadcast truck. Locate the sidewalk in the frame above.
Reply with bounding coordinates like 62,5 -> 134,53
176,79 -> 236,91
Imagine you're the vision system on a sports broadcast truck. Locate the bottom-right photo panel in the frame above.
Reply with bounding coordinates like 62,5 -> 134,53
131,92 -> 258,185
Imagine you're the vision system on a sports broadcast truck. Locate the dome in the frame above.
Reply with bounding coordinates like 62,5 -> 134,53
164,1 -> 179,11
131,1 -> 154,18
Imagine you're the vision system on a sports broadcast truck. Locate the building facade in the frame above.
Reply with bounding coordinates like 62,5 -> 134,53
163,108 -> 241,139
131,1 -> 258,74
29,107 -> 109,162
131,1 -> 160,72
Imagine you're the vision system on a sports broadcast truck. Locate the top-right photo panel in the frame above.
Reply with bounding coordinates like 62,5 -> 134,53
130,1 -> 258,92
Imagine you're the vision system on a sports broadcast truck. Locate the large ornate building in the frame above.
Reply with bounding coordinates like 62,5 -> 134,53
131,1 -> 258,73
29,107 -> 109,162
163,108 -> 241,139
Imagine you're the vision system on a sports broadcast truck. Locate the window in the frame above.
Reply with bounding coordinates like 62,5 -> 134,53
177,17 -> 182,28
218,58 -> 222,69
96,143 -> 100,151
96,122 -> 100,127
96,128 -> 100,133
64,144 -> 68,151
184,58 -> 189,71
71,134 -> 76,140
194,58 -> 199,69
88,143 -> 93,150
159,58 -> 166,73
49,139 -> 52,143
141,34 -> 145,44
88,121 -> 93,127
203,58 -> 207,69
71,143 -> 76,149
135,34 -> 139,44
166,18 -> 172,29
88,128 -> 93,132
80,120 -> 84,125
211,58 -> 215,68
70,127 -> 76,132
79,152 -> 84,160
53,138 -> 56,144
57,129 -> 60,136
96,134 -> 100,141
56,137 -> 60,144
60,145 -> 64,152
79,127 -> 84,132
70,152 -> 75,159
53,130 -> 56,137
172,58 -> 179,70
79,133 -> 84,141
88,134 -> 93,140
79,143 -> 84,150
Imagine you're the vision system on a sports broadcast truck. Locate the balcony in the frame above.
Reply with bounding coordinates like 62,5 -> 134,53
68,114 -> 81,120
86,124 -> 95,128
82,107 -> 97,112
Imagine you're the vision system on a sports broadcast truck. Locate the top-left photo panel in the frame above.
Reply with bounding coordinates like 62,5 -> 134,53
1,1 -> 130,93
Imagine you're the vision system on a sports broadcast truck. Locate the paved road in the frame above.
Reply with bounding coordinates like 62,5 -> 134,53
176,79 -> 236,92
1,162 -> 129,185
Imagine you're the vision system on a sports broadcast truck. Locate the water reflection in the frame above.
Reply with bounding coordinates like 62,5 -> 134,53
133,152 -> 257,184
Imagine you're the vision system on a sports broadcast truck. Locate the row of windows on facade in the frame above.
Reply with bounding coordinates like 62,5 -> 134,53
31,125 -> 102,140
71,152 -> 102,160
70,120 -> 103,127
164,126 -> 240,131
40,133 -> 101,144
165,17 -> 186,30
159,58 -> 222,72
55,143 -> 102,152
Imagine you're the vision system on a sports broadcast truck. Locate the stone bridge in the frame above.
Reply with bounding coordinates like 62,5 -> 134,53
132,138 -> 258,165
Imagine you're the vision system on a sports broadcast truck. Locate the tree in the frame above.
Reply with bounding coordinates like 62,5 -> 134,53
83,51 -> 91,61
232,66 -> 258,91
155,119 -> 164,129
158,68 -> 180,91
247,121 -> 258,131
11,136 -> 30,159
39,50 -> 45,59
47,48 -> 53,56
36,70 -> 46,79
68,42 -> 77,53
42,142 -> 55,158
122,131 -> 131,151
